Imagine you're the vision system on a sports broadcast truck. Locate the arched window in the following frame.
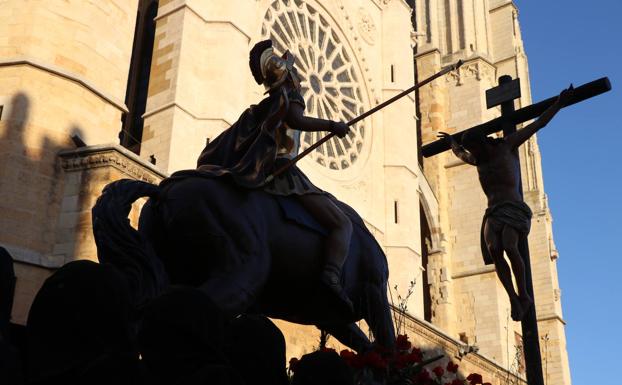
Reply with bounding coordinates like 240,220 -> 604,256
121,0 -> 158,154
262,0 -> 370,172
420,204 -> 433,323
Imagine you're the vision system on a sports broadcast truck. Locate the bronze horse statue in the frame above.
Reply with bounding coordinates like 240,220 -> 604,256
92,177 -> 395,352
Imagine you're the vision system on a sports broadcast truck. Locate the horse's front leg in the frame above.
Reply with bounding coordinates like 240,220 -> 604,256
200,274 -> 258,318
319,323 -> 372,353
363,282 -> 396,350
197,235 -> 271,319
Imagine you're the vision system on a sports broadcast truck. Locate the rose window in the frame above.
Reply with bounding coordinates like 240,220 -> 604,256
262,0 -> 369,171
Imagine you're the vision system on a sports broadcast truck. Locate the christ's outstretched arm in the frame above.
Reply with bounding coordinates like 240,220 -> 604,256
505,85 -> 574,150
438,132 -> 478,165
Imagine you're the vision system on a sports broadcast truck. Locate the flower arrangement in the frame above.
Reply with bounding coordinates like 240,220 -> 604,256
288,334 -> 491,385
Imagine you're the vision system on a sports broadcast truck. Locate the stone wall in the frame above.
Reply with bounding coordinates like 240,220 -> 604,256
8,144 -> 166,324
0,0 -> 139,263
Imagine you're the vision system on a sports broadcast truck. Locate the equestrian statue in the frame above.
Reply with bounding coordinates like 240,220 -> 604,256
93,40 -> 400,352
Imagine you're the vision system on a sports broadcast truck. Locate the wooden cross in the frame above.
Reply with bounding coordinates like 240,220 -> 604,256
421,75 -> 611,385
422,77 -> 611,157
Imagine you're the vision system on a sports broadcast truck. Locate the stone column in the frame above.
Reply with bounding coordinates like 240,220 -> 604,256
416,47 -> 460,337
380,0 -> 424,318
140,0 -> 256,173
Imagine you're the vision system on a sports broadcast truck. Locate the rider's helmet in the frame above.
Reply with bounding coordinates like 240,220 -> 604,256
249,39 -> 301,93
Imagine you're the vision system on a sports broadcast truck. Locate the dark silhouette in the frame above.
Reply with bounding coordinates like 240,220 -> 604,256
0,247 -> 16,340
91,180 -> 168,310
138,287 -> 243,385
92,177 -> 394,353
26,260 -> 140,385
0,247 -> 23,385
438,85 -> 574,321
291,350 -> 354,385
223,315 -> 289,385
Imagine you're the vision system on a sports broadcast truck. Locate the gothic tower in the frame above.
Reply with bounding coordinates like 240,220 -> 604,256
0,1 -> 570,383
413,1 -> 570,383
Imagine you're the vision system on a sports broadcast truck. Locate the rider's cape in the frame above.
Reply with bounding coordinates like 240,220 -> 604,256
190,91 -> 286,188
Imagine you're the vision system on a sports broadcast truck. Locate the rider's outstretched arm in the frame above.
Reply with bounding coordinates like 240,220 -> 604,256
285,103 -> 349,138
286,103 -> 331,132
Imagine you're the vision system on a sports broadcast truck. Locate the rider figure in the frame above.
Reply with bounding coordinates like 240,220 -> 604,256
197,40 -> 354,310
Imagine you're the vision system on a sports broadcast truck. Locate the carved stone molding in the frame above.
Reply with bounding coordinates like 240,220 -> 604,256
59,144 -> 167,184
357,7 -> 376,45
445,59 -> 496,86
396,309 -> 525,383
0,57 -> 128,113
405,315 -> 525,384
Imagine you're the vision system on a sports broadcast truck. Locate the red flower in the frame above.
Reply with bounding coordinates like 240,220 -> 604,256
413,369 -> 431,384
289,357 -> 300,373
447,361 -> 459,373
392,352 -> 412,369
466,373 -> 483,385
340,349 -> 363,368
396,334 -> 412,351
406,347 -> 423,364
433,366 -> 445,377
361,351 -> 388,369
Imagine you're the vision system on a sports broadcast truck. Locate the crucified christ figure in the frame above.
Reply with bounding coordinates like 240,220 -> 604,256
439,85 -> 574,321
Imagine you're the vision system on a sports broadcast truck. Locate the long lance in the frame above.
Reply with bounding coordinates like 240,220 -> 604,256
266,59 -> 464,183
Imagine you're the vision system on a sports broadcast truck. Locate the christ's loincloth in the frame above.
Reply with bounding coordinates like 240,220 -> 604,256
480,201 -> 533,265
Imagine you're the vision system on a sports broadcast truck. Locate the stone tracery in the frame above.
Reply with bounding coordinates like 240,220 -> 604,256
262,0 -> 369,171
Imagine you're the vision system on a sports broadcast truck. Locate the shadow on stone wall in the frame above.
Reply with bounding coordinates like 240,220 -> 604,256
0,91 -> 89,325
0,92 -> 70,259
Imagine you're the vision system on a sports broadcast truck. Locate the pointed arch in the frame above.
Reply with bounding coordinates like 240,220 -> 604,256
121,0 -> 159,154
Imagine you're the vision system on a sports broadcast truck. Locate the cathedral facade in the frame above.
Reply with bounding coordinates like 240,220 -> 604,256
0,1 -> 570,384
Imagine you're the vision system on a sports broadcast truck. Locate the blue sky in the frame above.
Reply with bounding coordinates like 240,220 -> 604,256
514,1 -> 621,383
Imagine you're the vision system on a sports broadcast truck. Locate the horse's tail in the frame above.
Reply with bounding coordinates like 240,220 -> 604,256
92,179 -> 168,309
